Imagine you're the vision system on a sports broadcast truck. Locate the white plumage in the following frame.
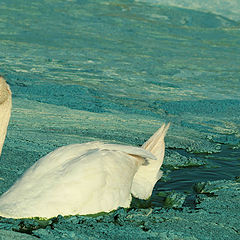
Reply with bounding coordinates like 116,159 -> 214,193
0,77 -> 11,157
0,76 -> 169,219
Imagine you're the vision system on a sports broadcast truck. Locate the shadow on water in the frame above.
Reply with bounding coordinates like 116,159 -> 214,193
151,145 -> 240,207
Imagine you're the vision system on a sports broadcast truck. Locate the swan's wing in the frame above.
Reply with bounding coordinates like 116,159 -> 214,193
0,144 -> 150,219
96,142 -> 156,160
28,141 -> 156,176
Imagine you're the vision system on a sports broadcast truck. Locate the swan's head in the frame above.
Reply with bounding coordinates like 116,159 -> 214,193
0,76 -> 12,156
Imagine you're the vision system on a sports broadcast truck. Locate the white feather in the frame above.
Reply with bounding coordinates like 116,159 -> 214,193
0,76 -> 12,156
131,123 -> 170,200
0,143 -> 156,218
0,77 -> 169,219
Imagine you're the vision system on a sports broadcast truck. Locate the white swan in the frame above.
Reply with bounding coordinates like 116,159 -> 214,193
0,76 -> 169,219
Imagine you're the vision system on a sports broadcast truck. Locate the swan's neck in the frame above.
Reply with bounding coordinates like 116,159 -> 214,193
0,78 -> 12,156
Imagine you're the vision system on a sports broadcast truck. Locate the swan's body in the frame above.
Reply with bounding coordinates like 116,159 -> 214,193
0,77 -> 11,156
0,76 -> 169,219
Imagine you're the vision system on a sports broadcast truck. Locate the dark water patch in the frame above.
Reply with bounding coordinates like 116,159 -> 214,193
150,145 -> 240,208
155,145 -> 240,194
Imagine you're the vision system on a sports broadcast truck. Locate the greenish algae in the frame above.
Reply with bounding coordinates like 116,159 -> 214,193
0,0 -> 239,239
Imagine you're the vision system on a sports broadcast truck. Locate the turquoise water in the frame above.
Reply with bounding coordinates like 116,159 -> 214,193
0,0 -> 240,203
0,1 -> 240,239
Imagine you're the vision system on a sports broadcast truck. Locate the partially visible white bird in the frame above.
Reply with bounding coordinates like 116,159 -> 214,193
0,76 -> 169,219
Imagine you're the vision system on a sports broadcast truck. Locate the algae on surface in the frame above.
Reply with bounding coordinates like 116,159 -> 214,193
0,0 -> 239,239
0,180 -> 239,239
